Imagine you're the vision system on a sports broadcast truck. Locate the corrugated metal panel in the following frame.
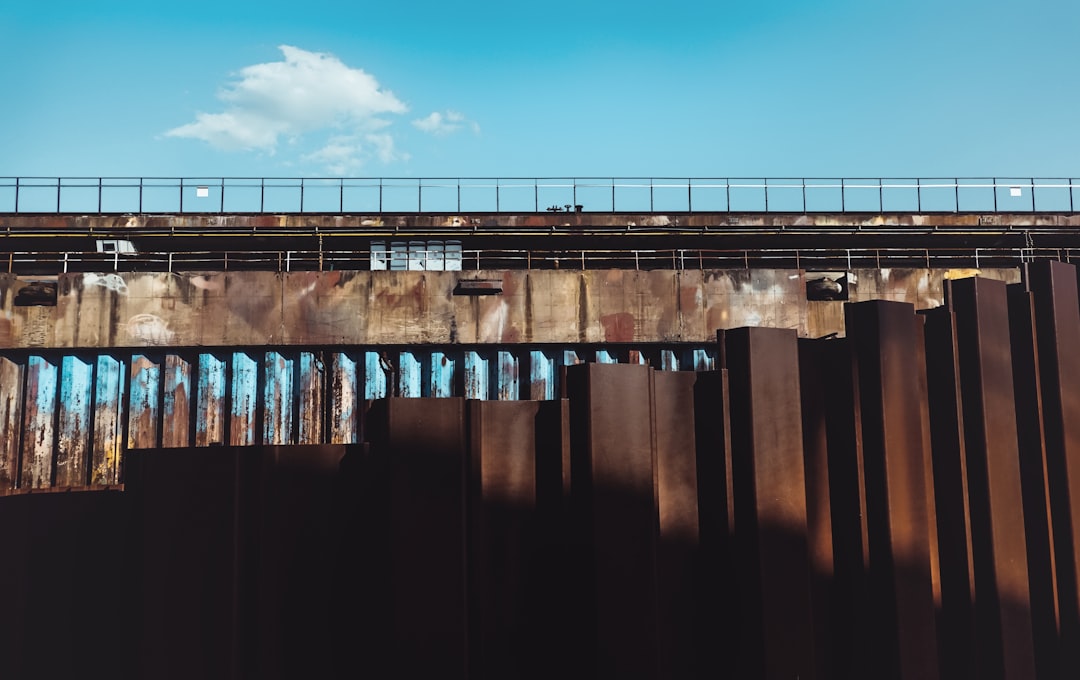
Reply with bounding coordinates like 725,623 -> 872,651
298,352 -> 324,445
231,352 -> 258,446
263,351 -> 295,446
92,354 -> 124,484
496,350 -> 518,401
0,357 -> 25,490
128,354 -> 161,450
163,354 -> 192,448
328,352 -> 358,444
364,351 -> 388,400
57,355 -> 93,486
596,349 -> 617,364
22,355 -> 58,489
661,349 -> 679,371
195,353 -> 226,447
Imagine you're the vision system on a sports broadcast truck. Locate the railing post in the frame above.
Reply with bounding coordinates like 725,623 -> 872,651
993,177 -> 998,212
56,177 -> 61,213
98,177 -> 103,214
878,178 -> 883,213
139,177 -> 143,213
220,178 -> 225,214
457,179 -> 461,213
650,179 -> 654,212
534,179 -> 538,213
379,178 -> 383,213
300,177 -> 305,213
572,179 -> 577,212
260,178 -> 265,212
611,178 -> 615,213
339,178 -> 344,213
764,178 -> 769,211
496,178 -> 500,213
802,179 -> 807,213
179,178 -> 184,214
725,178 -> 731,213
954,177 -> 959,213
840,178 -> 845,213
417,178 -> 422,212
1031,177 -> 1036,212
917,178 -> 922,212
687,178 -> 692,212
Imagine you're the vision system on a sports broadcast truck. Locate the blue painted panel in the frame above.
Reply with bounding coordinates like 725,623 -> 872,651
661,350 -> 679,372
595,349 -> 617,364
398,351 -> 422,398
496,351 -> 519,401
298,352 -> 324,445
22,356 -> 58,488
464,351 -> 488,400
93,355 -> 124,484
529,350 -> 554,400
196,353 -> 226,447
329,352 -> 358,444
430,351 -> 455,398
162,354 -> 192,448
263,351 -> 295,445
683,347 -> 715,372
127,354 -> 161,450
627,349 -> 647,365
562,350 -> 584,366
231,352 -> 259,446
57,355 -> 93,485
364,351 -> 388,400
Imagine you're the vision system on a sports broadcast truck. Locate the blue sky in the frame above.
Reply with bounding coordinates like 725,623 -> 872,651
2,0 -> 1079,180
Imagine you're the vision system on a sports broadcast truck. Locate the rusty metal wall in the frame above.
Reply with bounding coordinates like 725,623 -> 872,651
0,268 -> 1021,350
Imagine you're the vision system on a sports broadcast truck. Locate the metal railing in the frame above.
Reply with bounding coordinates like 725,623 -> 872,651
0,177 -> 1078,215
3,246 -> 1072,275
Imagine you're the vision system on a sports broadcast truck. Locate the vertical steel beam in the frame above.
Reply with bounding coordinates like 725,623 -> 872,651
297,352 -> 324,445
230,351 -> 258,446
797,339 -> 837,680
921,305 -> 977,678
1028,259 -> 1080,676
369,398 -> 468,679
56,354 -> 92,486
162,354 -> 192,449
0,356 -> 24,489
195,352 -> 226,447
496,350 -> 519,401
468,400 -> 545,679
722,327 -> 815,680
951,277 -> 1036,678
127,354 -> 161,451
328,352 -> 358,444
1007,282 -> 1061,679
262,351 -> 294,446
21,355 -> 58,489
845,300 -> 940,680
652,370 -> 702,679
464,351 -> 488,400
92,354 -> 124,484
564,363 -> 660,679
430,351 -> 456,398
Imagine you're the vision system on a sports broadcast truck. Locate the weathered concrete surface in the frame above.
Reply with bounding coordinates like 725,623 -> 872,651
0,269 -> 1020,349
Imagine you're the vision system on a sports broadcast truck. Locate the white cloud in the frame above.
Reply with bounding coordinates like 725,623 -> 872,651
413,110 -> 478,136
165,45 -> 407,158
302,133 -> 409,175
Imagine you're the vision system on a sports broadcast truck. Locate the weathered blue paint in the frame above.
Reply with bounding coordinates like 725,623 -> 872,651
329,352 -> 358,444
529,350 -> 555,400
464,351 -> 488,400
364,351 -> 388,400
661,350 -> 679,372
263,351 -> 295,445
0,357 -> 25,489
684,347 -> 715,372
93,354 -> 124,484
562,350 -> 584,366
399,351 -> 423,398
298,352 -> 324,445
162,354 -> 192,448
497,350 -> 519,401
231,352 -> 259,446
57,355 -> 93,485
23,355 -> 58,488
196,353 -> 226,447
595,349 -> 618,364
430,351 -> 455,398
127,354 -> 161,450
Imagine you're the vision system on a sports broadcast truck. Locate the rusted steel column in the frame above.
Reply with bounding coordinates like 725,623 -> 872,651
951,276 -> 1037,678
1028,259 -> 1080,676
921,305 -> 977,678
56,354 -> 92,486
652,370 -> 701,679
162,353 -> 192,449
367,397 -> 469,679
468,399 -> 565,679
91,354 -> 124,484
564,363 -> 660,679
845,300 -> 940,680
721,326 -> 815,680
0,356 -> 24,490
797,338 -> 837,680
691,368 -> 735,677
127,353 -> 161,450
1007,282 -> 1061,679
21,355 -> 58,489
